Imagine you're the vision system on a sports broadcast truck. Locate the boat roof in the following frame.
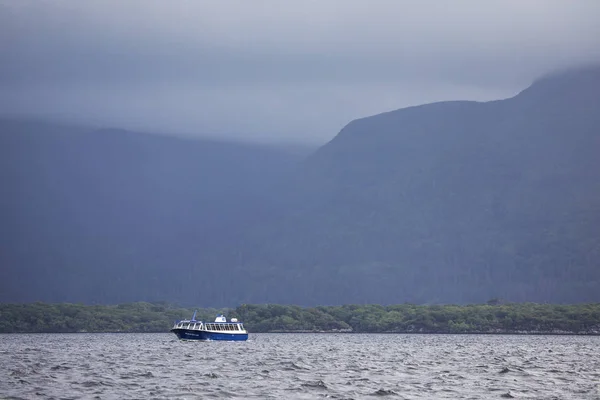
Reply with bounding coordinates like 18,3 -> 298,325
176,312 -> 242,324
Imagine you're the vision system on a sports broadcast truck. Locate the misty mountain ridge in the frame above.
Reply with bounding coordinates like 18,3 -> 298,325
0,122 -> 305,303
1,66 -> 599,306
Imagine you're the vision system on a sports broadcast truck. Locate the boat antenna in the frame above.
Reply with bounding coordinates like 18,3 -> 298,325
191,310 -> 197,321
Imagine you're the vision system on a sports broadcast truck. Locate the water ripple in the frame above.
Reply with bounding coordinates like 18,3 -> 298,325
0,333 -> 599,399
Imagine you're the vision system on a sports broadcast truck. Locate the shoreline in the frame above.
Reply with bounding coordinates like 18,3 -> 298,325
2,302 -> 599,336
2,330 -> 599,336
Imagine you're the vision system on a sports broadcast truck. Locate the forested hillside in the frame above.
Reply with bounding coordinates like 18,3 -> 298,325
1,67 -> 599,306
226,67 -> 600,305
0,121 -> 303,304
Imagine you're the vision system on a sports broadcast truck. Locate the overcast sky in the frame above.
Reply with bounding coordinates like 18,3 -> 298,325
1,0 -> 599,143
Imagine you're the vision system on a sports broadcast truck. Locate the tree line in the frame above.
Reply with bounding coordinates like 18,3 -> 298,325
1,302 -> 599,334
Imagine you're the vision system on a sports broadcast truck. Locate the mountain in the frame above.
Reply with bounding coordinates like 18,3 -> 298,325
227,66 -> 600,305
1,66 -> 599,306
0,121 -> 304,304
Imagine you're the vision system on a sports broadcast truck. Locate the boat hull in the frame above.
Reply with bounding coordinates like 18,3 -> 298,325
171,328 -> 248,341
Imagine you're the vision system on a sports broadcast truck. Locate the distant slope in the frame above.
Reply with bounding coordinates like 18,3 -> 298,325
229,66 -> 600,305
0,121 -> 303,304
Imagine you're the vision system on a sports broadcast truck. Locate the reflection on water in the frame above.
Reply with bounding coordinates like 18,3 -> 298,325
1,333 -> 599,399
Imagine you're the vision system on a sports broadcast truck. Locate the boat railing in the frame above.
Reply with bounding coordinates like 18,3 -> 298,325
173,321 -> 245,332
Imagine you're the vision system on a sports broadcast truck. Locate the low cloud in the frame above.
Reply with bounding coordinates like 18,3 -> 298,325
1,0 -> 599,143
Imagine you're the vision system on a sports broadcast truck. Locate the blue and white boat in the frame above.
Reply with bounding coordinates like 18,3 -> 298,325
171,312 -> 248,341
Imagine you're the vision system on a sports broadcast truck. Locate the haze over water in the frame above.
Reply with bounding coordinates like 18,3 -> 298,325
1,333 -> 599,399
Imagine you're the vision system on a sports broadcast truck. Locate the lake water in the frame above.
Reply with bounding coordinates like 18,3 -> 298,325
1,333 -> 599,399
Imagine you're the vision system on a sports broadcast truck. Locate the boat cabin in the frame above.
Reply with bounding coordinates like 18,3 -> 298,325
173,314 -> 245,332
